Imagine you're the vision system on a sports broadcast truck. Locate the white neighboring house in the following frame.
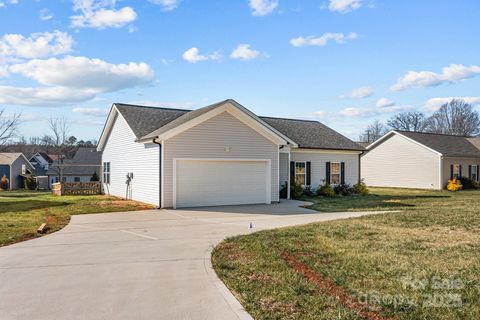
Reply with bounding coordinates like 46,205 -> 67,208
97,99 -> 364,208
362,130 -> 480,189
47,148 -> 101,188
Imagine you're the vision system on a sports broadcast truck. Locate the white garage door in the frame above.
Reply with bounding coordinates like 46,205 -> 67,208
174,159 -> 270,208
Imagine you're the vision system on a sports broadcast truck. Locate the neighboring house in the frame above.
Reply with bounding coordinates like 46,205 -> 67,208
29,152 -> 53,171
0,153 -> 35,190
47,148 -> 101,188
362,131 -> 480,189
97,99 -> 364,208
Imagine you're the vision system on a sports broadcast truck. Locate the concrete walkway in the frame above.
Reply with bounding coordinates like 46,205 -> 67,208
0,201 -> 386,320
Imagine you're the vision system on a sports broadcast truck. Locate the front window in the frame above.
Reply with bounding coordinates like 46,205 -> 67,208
453,164 -> 460,179
331,162 -> 340,185
74,177 -> 80,182
295,162 -> 306,186
471,166 -> 478,181
21,164 -> 26,175
62,177 -> 67,182
103,162 -> 110,184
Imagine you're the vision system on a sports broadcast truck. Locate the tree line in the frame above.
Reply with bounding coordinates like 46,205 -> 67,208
359,99 -> 480,143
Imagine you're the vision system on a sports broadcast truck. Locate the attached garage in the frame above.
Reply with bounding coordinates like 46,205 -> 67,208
174,159 -> 271,208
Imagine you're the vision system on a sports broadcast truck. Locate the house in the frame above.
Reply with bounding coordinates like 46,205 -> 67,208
29,152 -> 53,171
97,99 -> 364,208
47,148 -> 101,188
0,153 -> 35,190
361,130 -> 480,189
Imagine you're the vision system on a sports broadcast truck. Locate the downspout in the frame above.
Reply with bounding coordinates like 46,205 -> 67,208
153,138 -> 162,209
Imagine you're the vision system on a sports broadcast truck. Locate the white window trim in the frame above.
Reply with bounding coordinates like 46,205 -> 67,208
453,164 -> 460,179
103,161 -> 111,184
294,161 -> 306,187
331,162 -> 341,185
471,165 -> 478,180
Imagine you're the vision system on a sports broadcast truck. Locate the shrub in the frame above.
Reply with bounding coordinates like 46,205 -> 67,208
280,182 -> 288,199
0,174 -> 8,190
334,183 -> 353,196
290,181 -> 303,199
353,179 -> 369,195
459,177 -> 476,190
24,176 -> 37,190
302,186 -> 315,197
90,171 -> 100,182
447,179 -> 462,192
317,183 -> 336,197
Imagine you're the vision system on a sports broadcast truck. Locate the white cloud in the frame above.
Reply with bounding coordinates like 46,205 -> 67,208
0,65 -> 8,77
72,107 -> 109,116
328,0 -> 362,13
290,32 -> 357,47
0,0 -> 18,8
39,8 -> 53,21
9,56 -> 154,92
70,0 -> 137,29
148,0 -> 180,11
0,86 -> 97,106
424,97 -> 480,111
391,64 -> 480,92
249,0 -> 278,16
341,86 -> 372,99
182,47 -> 221,63
0,31 -> 74,60
230,44 -> 261,60
2,56 -> 154,106
376,97 -> 395,108
313,104 -> 414,120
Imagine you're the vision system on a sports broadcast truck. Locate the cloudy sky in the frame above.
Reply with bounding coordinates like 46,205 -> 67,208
1,0 -> 479,141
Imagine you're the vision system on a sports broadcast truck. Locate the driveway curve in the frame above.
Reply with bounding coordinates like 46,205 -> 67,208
0,201 -> 385,320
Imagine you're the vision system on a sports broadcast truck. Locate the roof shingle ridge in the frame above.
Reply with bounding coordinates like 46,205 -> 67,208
114,103 -> 193,112
396,130 -> 473,138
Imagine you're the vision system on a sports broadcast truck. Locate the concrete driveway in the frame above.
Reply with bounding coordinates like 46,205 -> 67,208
0,201 -> 384,320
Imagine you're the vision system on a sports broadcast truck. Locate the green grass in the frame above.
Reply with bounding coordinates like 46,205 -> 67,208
0,190 -> 153,246
212,188 -> 480,320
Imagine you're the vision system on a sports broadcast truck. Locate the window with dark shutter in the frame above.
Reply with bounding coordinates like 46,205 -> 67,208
340,162 -> 345,185
306,162 -> 311,186
290,161 -> 295,186
325,162 -> 331,184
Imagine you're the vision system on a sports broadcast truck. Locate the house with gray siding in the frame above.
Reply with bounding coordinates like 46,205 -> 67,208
362,131 -> 480,189
0,153 -> 35,190
97,99 -> 364,208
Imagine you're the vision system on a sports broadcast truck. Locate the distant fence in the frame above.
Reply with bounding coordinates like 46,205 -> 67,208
52,182 -> 101,196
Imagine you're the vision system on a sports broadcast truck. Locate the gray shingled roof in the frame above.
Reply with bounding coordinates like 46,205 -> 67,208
113,100 -> 364,151
115,103 -> 189,139
397,131 -> 480,158
72,148 -> 102,164
47,148 -> 102,176
260,117 -> 365,150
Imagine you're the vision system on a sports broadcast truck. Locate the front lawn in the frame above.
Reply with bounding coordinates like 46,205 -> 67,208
212,188 -> 480,320
0,190 -> 153,246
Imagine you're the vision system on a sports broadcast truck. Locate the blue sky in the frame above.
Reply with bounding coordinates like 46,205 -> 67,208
1,0 -> 479,141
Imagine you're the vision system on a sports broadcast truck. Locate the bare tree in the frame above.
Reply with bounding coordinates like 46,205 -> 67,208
0,110 -> 21,151
359,120 -> 388,143
387,111 -> 427,132
425,99 -> 480,136
46,117 -> 76,182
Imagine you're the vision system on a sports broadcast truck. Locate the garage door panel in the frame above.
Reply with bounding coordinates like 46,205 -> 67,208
175,160 -> 268,208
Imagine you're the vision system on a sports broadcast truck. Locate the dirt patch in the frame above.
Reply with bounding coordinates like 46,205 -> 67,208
282,252 -> 394,320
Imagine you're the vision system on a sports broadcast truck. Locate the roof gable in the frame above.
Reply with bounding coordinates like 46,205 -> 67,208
97,99 -> 363,151
368,131 -> 480,158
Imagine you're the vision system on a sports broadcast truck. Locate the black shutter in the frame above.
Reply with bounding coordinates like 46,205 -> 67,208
478,165 -> 480,181
469,165 -> 472,179
306,162 -> 311,186
450,165 -> 454,179
290,161 -> 295,186
325,162 -> 331,185
459,165 -> 462,178
340,162 -> 345,185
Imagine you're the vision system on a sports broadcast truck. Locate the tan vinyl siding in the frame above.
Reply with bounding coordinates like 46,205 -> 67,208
361,134 -> 441,189
279,153 -> 289,189
101,113 -> 160,206
442,157 -> 480,187
163,111 -> 279,208
290,150 -> 360,187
